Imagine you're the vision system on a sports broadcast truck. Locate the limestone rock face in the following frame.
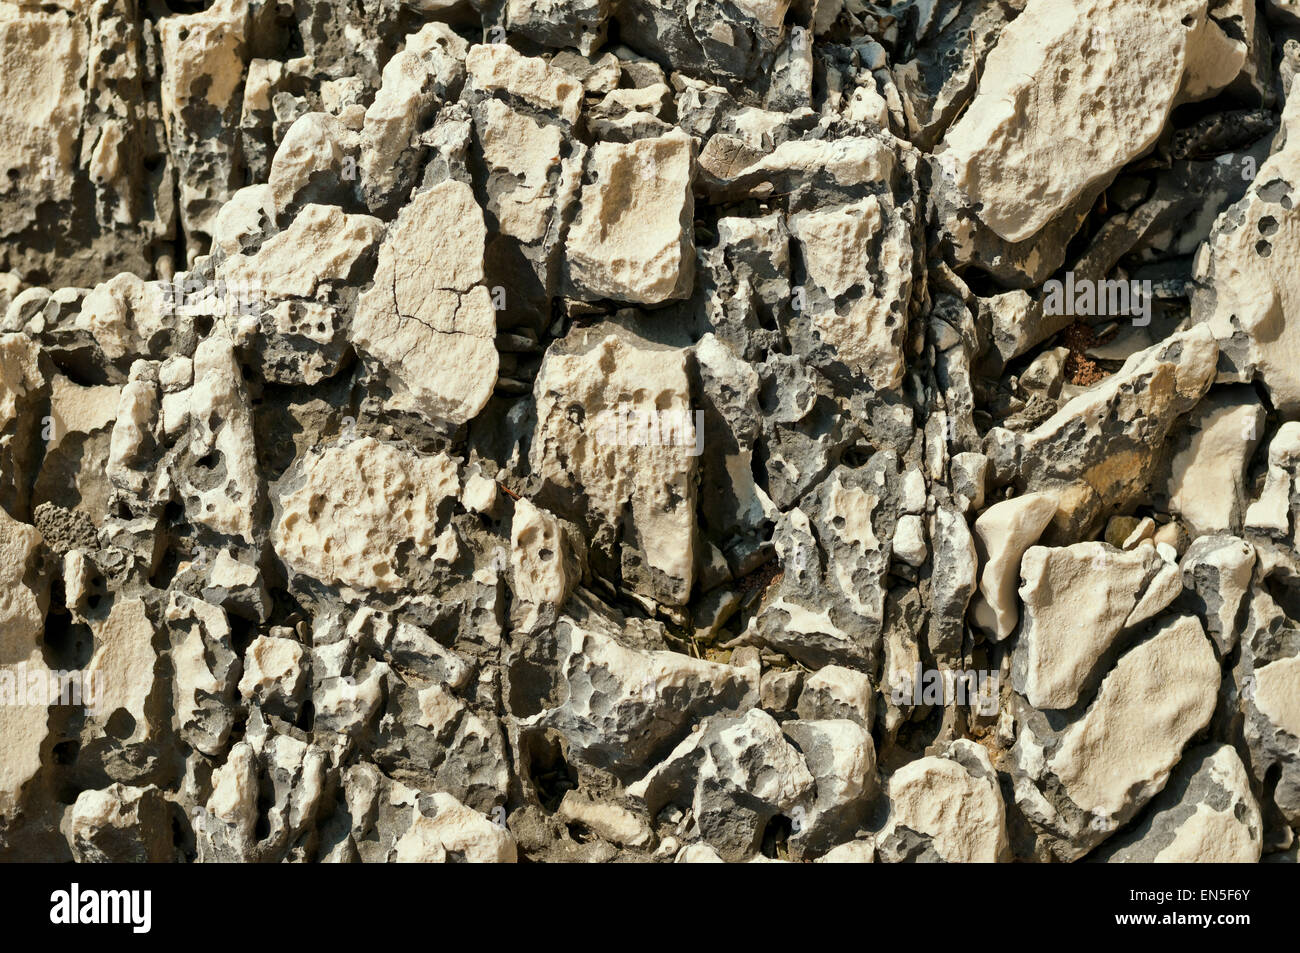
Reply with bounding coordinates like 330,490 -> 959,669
970,492 -> 1057,641
522,613 -> 757,779
877,740 -> 1009,863
1013,542 -> 1181,709
69,783 -> 172,863
274,437 -> 460,594
394,791 -> 518,863
3,0 -> 1300,868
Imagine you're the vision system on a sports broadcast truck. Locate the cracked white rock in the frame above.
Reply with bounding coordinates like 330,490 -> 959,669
352,180 -> 499,427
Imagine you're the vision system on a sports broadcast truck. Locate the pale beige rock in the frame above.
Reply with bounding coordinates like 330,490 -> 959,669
0,10 -> 87,227
1152,748 -> 1262,862
509,498 -> 576,612
222,203 -> 384,301
530,616 -> 757,775
394,791 -> 517,863
465,43 -> 582,125
675,843 -> 725,862
1164,390 -> 1264,536
796,664 -> 874,728
38,374 -> 121,524
1014,543 -> 1179,709
157,0 -> 250,239
208,742 -> 258,840
86,598 -> 158,738
702,136 -> 897,196
157,0 -> 247,117
414,683 -> 463,736
817,840 -> 875,863
0,333 -> 42,434
970,492 -> 1056,640
1048,615 -> 1220,819
68,783 -> 171,863
274,437 -> 460,593
351,181 -> 499,427
0,505 -> 48,666
47,375 -> 119,451
477,98 -> 567,245
558,790 -> 652,848
941,0 -> 1250,243
361,22 -> 467,203
565,130 -> 695,305
0,663 -> 50,818
183,333 -> 262,543
1183,0 -> 1257,101
531,327 -> 697,606
211,185 -> 274,259
1011,326 -> 1219,540
106,366 -> 158,493
238,636 -> 306,704
785,718 -> 877,814
1245,422 -> 1300,538
1254,657 -> 1300,739
266,112 -> 352,215
0,332 -> 43,515
1193,89 -> 1300,415
461,473 -> 498,515
881,740 -> 1008,863
78,273 -> 170,363
790,193 -> 911,390
166,592 -> 237,756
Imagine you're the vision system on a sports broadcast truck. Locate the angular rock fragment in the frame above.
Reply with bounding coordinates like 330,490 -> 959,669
530,323 -> 697,606
1193,89 -> 1300,415
1012,615 -> 1221,861
1095,744 -> 1262,863
877,740 -> 1009,863
942,0 -> 1252,243
68,783 -> 172,863
990,327 -> 1218,543
628,709 -> 814,862
564,130 -> 695,305
1013,542 -> 1181,709
274,437 -> 460,594
522,613 -> 756,779
352,181 -> 499,427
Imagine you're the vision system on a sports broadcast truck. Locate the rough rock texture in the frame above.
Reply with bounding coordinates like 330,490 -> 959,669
1,0 -> 1298,866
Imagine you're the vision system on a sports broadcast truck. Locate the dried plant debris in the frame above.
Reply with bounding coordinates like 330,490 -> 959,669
1,0 -> 1299,865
